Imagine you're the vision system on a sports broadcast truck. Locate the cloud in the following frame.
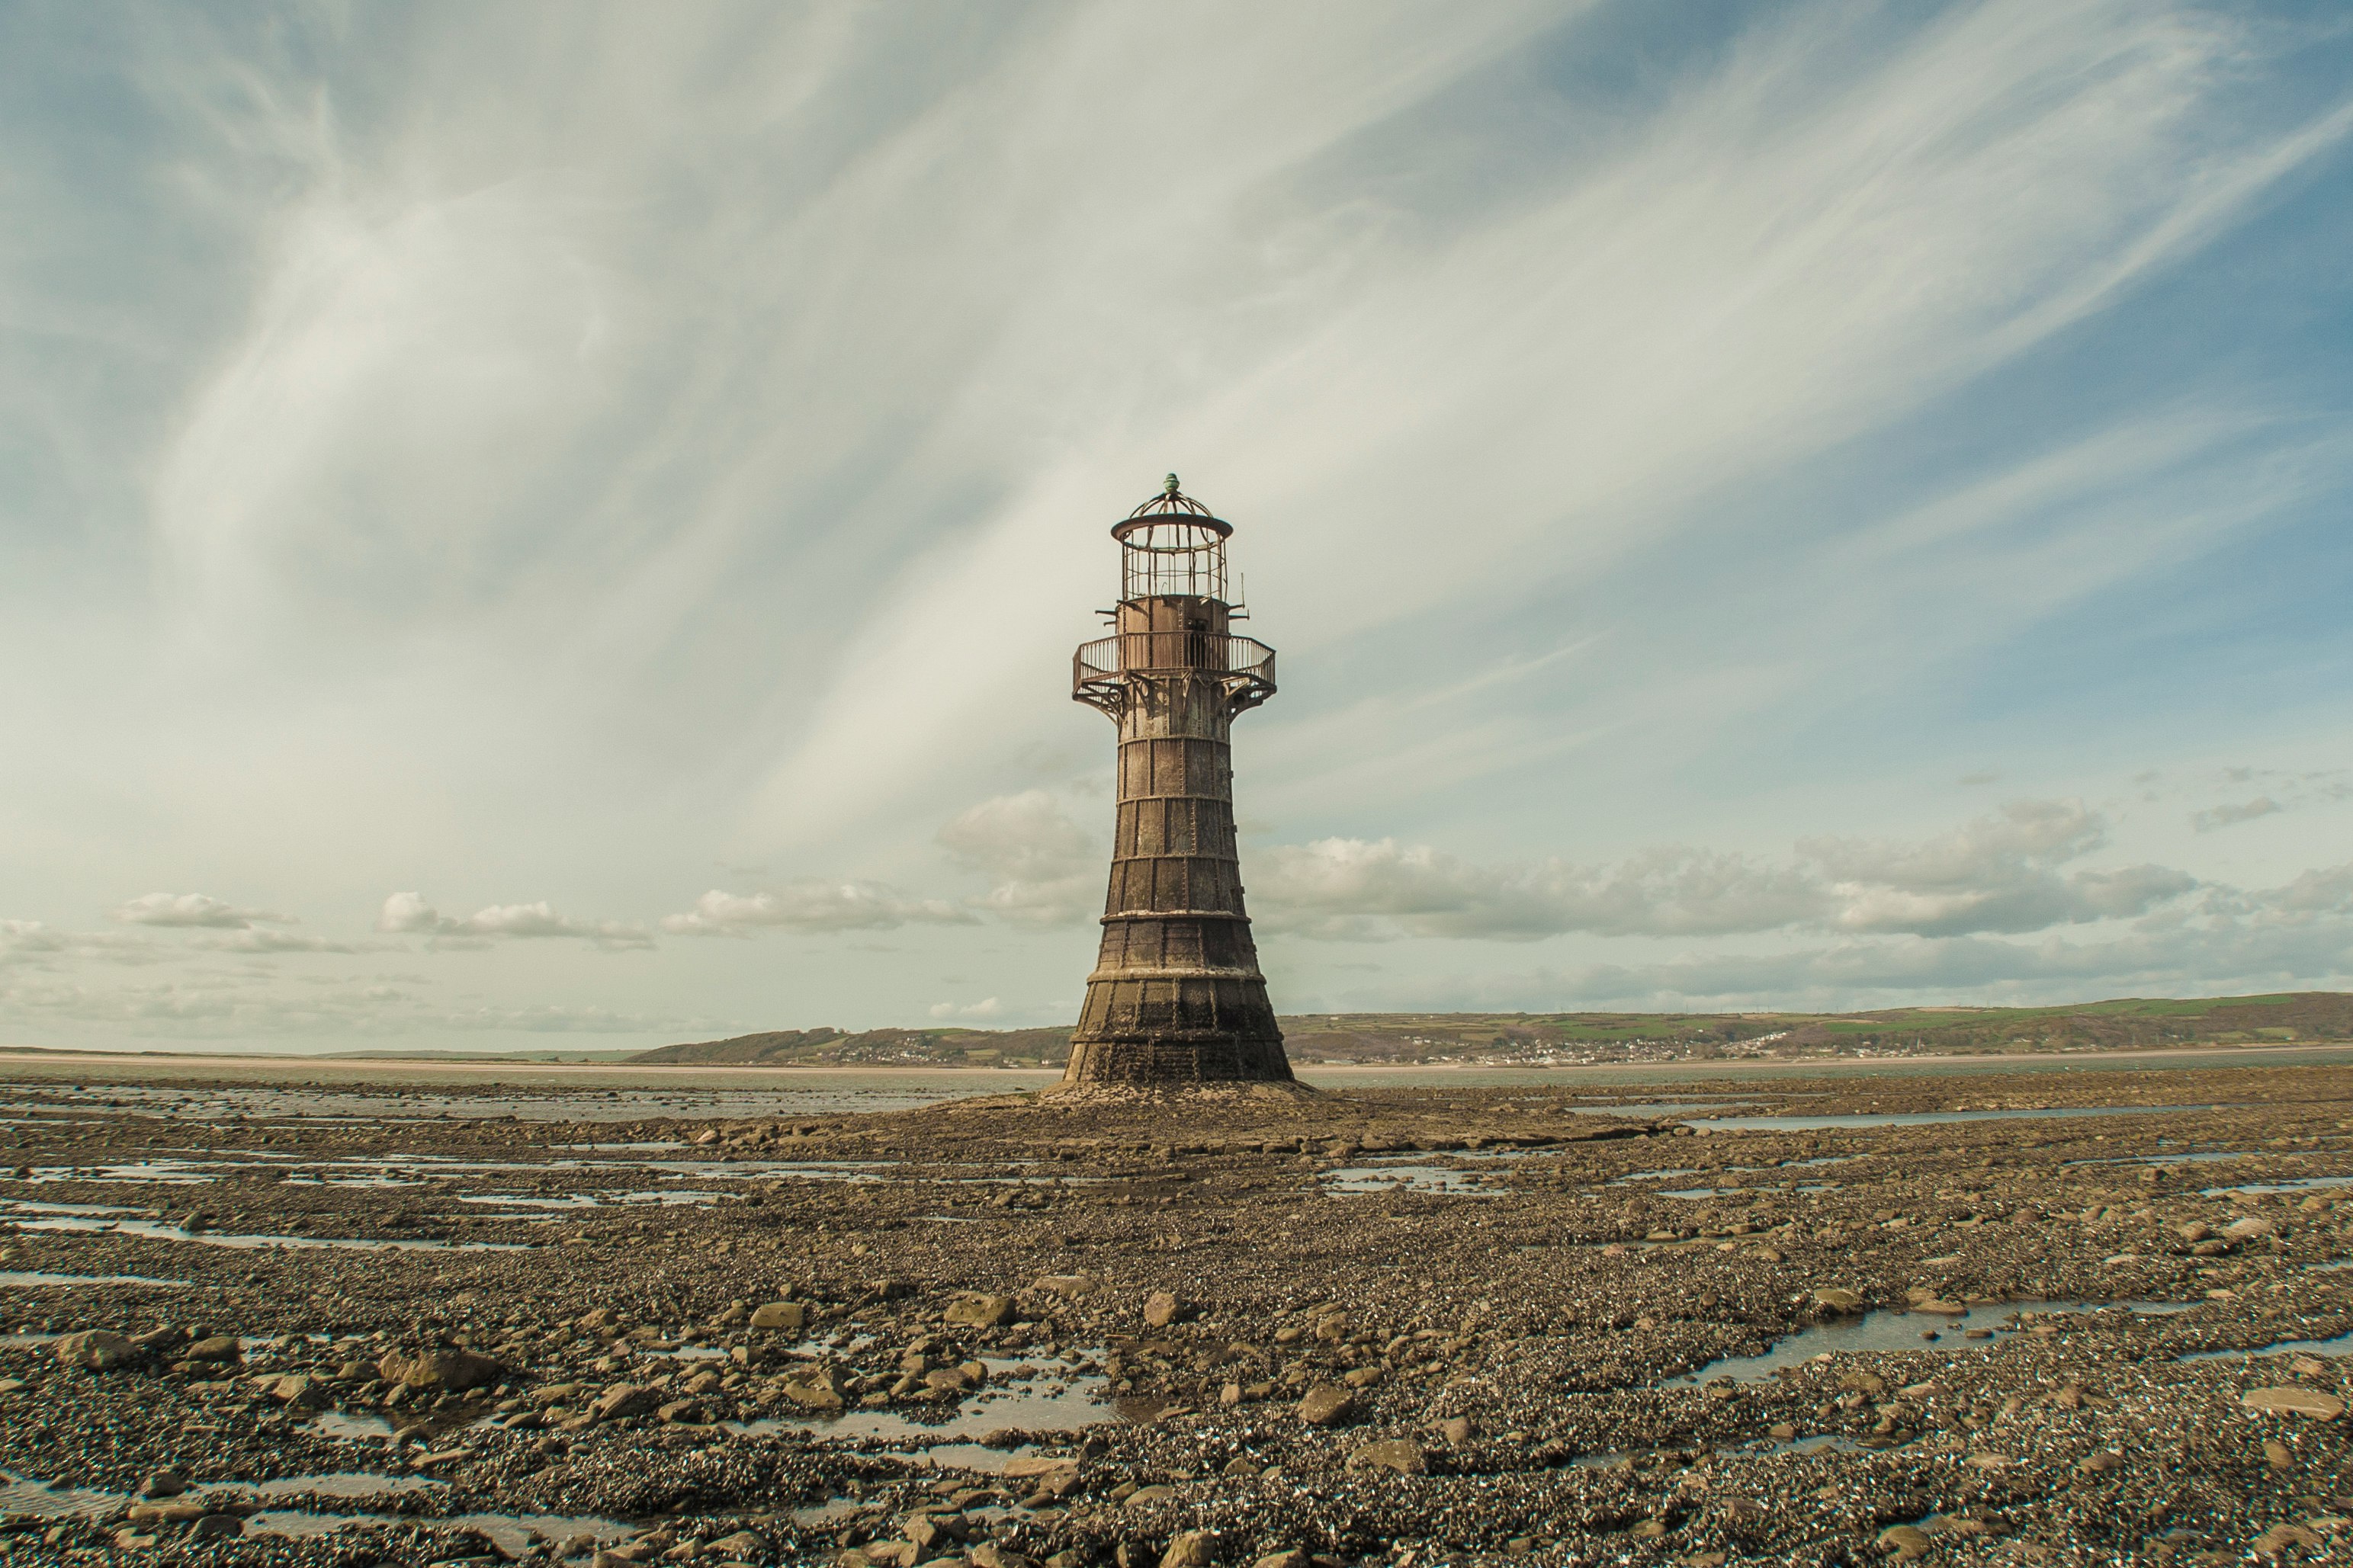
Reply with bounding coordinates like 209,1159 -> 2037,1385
937,790 -> 1101,927
1804,800 -> 2192,937
929,997 -> 1004,1020
378,892 -> 653,949
2193,796 -> 2282,832
111,893 -> 291,928
1256,839 -> 1826,941
1257,800 -> 2197,942
192,928 -> 362,955
662,884 -> 975,938
0,920 -> 160,970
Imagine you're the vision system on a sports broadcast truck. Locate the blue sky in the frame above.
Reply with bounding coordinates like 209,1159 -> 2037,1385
6,1 -> 2353,1052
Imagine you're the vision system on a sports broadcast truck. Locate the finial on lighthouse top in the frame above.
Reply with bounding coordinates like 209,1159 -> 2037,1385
1121,475 -> 1225,529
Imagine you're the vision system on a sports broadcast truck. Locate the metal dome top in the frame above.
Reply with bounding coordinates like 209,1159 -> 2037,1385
1114,473 -> 1231,539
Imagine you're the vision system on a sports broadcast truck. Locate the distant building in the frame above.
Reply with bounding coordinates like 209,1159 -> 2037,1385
1061,478 -> 1292,1086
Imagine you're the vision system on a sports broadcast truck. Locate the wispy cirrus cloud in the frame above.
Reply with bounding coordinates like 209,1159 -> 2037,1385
937,790 -> 1101,928
2193,796 -> 2283,832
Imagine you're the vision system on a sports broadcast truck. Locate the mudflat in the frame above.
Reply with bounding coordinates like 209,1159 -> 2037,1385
2,1058 -> 2349,1566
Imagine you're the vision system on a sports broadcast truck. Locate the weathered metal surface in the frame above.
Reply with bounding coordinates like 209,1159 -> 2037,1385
1062,483 -> 1291,1086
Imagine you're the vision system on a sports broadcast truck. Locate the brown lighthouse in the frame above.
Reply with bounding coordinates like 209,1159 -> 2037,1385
1061,477 -> 1294,1086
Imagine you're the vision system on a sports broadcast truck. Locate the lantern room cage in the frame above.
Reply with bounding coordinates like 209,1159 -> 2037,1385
1112,479 -> 1232,602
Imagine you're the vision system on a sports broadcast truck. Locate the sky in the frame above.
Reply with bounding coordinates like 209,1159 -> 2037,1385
7,0 -> 2353,1054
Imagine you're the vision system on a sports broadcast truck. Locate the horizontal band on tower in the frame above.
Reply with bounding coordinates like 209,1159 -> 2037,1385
1099,909 -> 1253,924
1083,966 -> 1268,984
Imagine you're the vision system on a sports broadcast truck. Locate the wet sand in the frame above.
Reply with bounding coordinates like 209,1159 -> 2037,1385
2,1058 -> 2350,1565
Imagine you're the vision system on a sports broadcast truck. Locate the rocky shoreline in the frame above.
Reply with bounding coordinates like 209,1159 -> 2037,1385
2,1063 -> 2350,1565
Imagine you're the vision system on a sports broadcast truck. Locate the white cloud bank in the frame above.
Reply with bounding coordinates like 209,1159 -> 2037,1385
661,884 -> 973,938
111,893 -> 291,928
1254,800 -> 2196,942
378,892 -> 653,950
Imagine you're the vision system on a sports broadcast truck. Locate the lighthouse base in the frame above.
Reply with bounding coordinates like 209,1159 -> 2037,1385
1058,1031 -> 1295,1087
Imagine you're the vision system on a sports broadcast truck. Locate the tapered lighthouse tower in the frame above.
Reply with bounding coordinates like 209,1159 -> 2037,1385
1061,477 -> 1293,1085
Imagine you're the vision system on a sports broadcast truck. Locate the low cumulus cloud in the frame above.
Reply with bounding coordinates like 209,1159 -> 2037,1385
2193,796 -> 2283,832
662,884 -> 974,938
379,892 -> 653,950
111,893 -> 291,929
937,790 -> 1101,928
1255,800 -> 2197,942
929,997 -> 1004,1020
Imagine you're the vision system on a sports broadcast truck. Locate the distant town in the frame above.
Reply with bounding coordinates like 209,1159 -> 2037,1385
631,991 -> 2353,1068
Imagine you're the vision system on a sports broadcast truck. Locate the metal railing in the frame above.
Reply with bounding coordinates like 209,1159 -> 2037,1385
1074,633 -> 1276,713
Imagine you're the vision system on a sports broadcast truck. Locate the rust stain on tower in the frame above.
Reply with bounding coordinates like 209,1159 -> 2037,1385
1061,477 -> 1294,1086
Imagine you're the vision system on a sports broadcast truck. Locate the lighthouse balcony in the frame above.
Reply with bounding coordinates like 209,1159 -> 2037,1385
1073,633 -> 1276,713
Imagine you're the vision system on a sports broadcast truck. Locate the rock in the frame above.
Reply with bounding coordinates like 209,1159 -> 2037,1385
53,1329 -> 137,1371
708,1531 -> 766,1560
183,1335 -> 240,1363
944,1292 -> 1015,1329
2076,1451 -> 2122,1473
1347,1439 -> 1425,1475
1814,1288 -> 1863,1314
1876,1524 -> 1931,1560
781,1366 -> 846,1410
2242,1386 -> 2345,1419
377,1347 -> 502,1391
1033,1275 -> 1096,1300
903,1516 -> 960,1554
1159,1531 -> 1216,1568
1296,1384 -> 1355,1426
656,1399 -> 705,1424
1341,1366 -> 1383,1389
1720,1498 -> 1766,1524
1438,1416 -> 1474,1445
1252,1554 -> 1308,1568
2225,1216 -> 2277,1239
140,1472 -> 185,1499
1002,1455 -> 1080,1481
1143,1291 -> 1184,1328
748,1301 -> 804,1333
2252,1523 -> 2321,1555
578,1307 -> 621,1332
971,1545 -> 1039,1568
1124,1486 -> 1176,1509
590,1384 -> 660,1423
269,1373 -> 328,1408
188,1514 -> 244,1540
2262,1439 -> 2293,1469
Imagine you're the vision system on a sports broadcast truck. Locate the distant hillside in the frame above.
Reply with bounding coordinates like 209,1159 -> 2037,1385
634,992 -> 2353,1067
632,1026 -> 1073,1066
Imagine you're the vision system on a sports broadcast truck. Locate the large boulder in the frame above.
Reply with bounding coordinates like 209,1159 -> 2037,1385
780,1365 -> 846,1411
1348,1439 -> 1426,1475
54,1330 -> 138,1371
1296,1384 -> 1355,1426
589,1383 -> 660,1423
2242,1386 -> 2345,1419
943,1292 -> 1015,1329
377,1348 -> 503,1392
748,1300 -> 804,1333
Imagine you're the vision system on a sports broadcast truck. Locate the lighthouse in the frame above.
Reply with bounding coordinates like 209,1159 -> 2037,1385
1061,477 -> 1294,1085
